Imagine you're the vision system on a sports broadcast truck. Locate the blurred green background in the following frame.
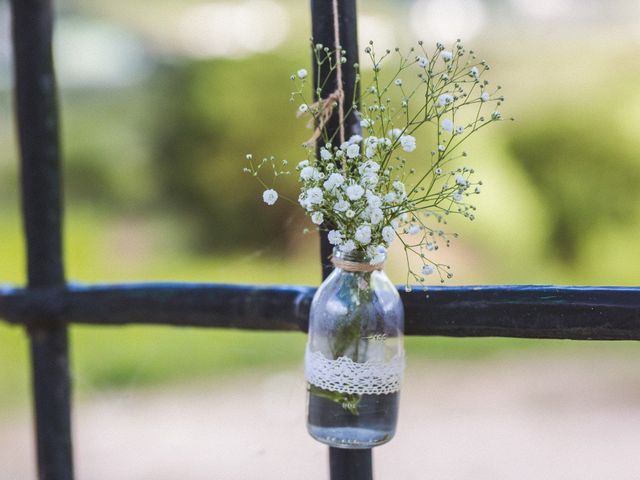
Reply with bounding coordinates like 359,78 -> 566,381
1,0 -> 640,411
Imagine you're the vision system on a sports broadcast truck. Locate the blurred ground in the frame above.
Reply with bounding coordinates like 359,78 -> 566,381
2,351 -> 640,480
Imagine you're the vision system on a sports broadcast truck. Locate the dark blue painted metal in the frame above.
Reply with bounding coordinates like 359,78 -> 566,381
10,0 -> 74,478
1,283 -> 639,340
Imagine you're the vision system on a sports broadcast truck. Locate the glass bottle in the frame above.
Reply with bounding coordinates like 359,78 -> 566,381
305,248 -> 405,449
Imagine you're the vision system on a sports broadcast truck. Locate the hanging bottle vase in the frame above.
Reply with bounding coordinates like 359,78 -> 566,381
305,248 -> 405,449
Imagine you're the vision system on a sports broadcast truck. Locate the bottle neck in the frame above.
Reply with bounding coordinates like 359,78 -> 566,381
331,248 -> 385,273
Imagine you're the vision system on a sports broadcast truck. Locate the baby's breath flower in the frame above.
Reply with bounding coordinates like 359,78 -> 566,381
408,224 -> 421,235
481,92 -> 490,102
360,118 -> 372,128
298,103 -> 308,113
394,79 -> 403,86
297,68 -> 308,79
366,191 -> 382,208
469,66 -> 479,78
365,145 -> 376,158
370,245 -> 386,264
334,199 -> 350,212
300,166 -> 318,181
340,240 -> 356,253
382,225 -> 396,244
455,126 -> 464,134
320,148 -> 332,160
441,118 -> 454,133
384,192 -> 397,203
262,189 -> 278,205
492,111 -> 502,120
368,208 -> 384,225
311,211 -> 324,225
359,160 -> 380,174
421,264 -> 435,275
360,172 -> 379,188
328,229 -> 343,245
346,144 -> 360,159
304,187 -> 323,206
417,56 -> 429,68
400,135 -> 416,152
345,183 -> 365,201
388,128 -> 403,139
438,94 -> 454,107
324,172 -> 345,191
393,180 -> 406,194
440,50 -> 453,61
358,160 -> 380,176
355,225 -> 372,245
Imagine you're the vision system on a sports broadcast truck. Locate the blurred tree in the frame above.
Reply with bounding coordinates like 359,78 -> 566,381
151,54 -> 309,252
59,87 -> 158,209
507,109 -> 640,264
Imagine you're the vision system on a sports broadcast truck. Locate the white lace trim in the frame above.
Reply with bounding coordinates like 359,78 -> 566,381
304,345 -> 405,395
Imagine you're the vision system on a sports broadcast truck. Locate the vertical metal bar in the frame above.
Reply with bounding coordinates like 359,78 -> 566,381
310,1 -> 372,479
28,327 -> 73,480
312,0 -> 361,280
329,448 -> 373,480
10,0 -> 74,479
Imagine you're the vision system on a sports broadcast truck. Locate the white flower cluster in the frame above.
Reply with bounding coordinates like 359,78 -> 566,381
293,133 -> 417,257
246,39 -> 507,284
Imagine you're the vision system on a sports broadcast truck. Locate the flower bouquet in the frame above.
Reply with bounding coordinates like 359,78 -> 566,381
246,40 -> 507,448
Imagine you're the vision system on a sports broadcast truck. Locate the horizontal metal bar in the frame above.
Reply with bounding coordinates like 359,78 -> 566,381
0,283 -> 312,331
403,285 -> 640,340
1,283 -> 639,340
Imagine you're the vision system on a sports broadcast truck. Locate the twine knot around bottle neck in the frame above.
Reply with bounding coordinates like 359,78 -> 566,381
330,255 -> 384,273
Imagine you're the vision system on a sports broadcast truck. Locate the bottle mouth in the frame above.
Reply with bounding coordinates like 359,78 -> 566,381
331,247 -> 385,271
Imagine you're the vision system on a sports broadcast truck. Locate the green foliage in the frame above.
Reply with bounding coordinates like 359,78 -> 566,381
59,88 -> 158,209
151,55 -> 311,252
507,108 -> 640,264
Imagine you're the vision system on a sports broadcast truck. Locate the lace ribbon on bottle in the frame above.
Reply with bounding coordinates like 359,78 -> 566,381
304,345 -> 405,395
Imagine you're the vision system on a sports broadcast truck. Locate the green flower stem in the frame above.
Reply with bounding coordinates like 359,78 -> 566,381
308,384 -> 362,416
320,270 -> 373,415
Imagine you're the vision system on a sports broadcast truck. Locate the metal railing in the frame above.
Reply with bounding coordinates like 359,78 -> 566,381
1,0 -> 639,479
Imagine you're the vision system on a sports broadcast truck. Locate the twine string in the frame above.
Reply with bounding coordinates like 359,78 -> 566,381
304,0 -> 346,146
332,0 -> 346,145
331,256 -> 384,273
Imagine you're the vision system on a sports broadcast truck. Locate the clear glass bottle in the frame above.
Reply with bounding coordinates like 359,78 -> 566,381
305,248 -> 405,449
